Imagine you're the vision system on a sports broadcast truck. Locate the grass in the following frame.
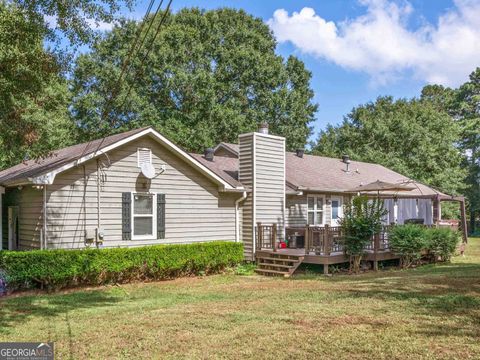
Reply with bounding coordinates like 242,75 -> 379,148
1,240 -> 480,359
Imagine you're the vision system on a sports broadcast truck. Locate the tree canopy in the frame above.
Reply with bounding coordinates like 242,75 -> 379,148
71,8 -> 318,152
423,69 -> 480,229
455,69 -> 480,228
12,0 -> 134,46
0,0 -> 131,168
0,2 -> 74,168
312,96 -> 465,195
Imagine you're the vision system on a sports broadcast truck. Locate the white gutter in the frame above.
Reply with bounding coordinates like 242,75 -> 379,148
235,191 -> 247,242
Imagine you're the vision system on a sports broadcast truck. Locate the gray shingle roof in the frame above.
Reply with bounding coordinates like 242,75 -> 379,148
190,153 -> 243,188
0,133 -> 448,198
0,127 -> 149,185
285,152 -> 445,197
211,142 -> 445,197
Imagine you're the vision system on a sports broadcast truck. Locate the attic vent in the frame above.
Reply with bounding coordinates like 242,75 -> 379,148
137,148 -> 152,168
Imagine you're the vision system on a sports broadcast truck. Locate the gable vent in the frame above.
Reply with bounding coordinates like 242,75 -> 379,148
137,148 -> 152,168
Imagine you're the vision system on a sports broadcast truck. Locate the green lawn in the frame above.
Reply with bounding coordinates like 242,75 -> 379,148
1,240 -> 480,359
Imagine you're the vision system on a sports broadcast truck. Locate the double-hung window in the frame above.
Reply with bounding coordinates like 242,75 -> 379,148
307,195 -> 325,226
132,193 -> 157,239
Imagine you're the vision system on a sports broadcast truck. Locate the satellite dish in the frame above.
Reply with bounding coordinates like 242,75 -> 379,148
141,163 -> 156,179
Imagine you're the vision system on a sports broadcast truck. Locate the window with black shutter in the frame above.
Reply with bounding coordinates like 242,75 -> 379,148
123,192 -> 165,240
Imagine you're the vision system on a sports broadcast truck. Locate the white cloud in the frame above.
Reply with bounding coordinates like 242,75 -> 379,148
268,0 -> 480,86
86,18 -> 116,31
44,15 -> 116,32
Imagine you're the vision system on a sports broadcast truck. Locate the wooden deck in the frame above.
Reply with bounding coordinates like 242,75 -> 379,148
256,248 -> 399,266
255,224 -> 399,275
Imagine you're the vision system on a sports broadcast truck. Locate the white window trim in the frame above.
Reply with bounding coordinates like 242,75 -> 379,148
131,192 -> 157,240
137,148 -> 152,168
307,195 -> 326,226
330,196 -> 343,226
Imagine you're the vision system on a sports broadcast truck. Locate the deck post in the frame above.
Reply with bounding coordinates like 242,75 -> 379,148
324,225 -> 331,256
256,222 -> 262,250
323,263 -> 329,275
459,199 -> 468,243
373,233 -> 380,271
304,225 -> 309,255
272,223 -> 277,252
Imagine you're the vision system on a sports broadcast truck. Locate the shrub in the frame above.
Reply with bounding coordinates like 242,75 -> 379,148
388,224 -> 427,268
340,196 -> 387,273
0,241 -> 244,292
425,227 -> 460,262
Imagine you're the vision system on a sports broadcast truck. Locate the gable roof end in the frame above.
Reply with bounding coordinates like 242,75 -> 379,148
0,128 -> 243,192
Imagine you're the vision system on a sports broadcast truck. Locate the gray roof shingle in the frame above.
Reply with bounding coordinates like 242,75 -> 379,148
0,127 -> 149,185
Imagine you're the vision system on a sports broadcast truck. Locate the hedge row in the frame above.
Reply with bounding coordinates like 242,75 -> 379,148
0,241 -> 244,292
388,225 -> 460,268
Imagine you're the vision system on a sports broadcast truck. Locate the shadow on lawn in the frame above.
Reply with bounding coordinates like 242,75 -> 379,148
337,261 -> 480,339
0,289 -> 122,334
294,257 -> 480,339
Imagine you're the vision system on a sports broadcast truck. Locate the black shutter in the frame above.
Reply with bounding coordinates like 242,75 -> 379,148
157,194 -> 166,239
122,192 -> 131,240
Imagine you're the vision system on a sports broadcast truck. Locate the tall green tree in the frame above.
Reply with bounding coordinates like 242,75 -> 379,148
0,0 -> 131,168
71,8 -> 318,152
12,0 -> 133,46
312,96 -> 465,195
0,2 -> 73,168
451,68 -> 480,231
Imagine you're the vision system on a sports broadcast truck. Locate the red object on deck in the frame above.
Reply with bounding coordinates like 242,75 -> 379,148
279,242 -> 287,249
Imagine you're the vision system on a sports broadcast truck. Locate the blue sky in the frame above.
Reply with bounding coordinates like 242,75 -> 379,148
104,0 -> 480,138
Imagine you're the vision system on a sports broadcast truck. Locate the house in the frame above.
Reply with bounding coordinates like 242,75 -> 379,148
0,125 -> 466,274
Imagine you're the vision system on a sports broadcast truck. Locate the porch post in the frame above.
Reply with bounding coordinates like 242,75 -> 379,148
256,222 -> 262,251
272,223 -> 277,252
304,225 -> 309,255
433,195 -> 441,224
373,233 -> 380,271
460,199 -> 468,243
324,224 -> 331,256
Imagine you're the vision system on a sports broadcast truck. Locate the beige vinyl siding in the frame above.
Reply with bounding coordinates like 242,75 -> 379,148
238,134 -> 254,260
285,195 -> 307,227
254,135 -> 285,240
45,135 -> 238,249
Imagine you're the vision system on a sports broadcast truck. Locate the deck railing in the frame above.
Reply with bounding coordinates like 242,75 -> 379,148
255,222 -> 277,251
259,222 -> 448,254
302,225 -> 394,256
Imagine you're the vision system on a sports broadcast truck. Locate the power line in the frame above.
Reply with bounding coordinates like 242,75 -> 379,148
79,0 -> 171,159
114,0 -> 173,127
99,0 -> 159,122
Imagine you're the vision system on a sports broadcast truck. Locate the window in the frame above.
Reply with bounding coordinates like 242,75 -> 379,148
307,195 -> 325,225
137,148 -> 152,168
132,193 -> 156,239
331,196 -> 343,226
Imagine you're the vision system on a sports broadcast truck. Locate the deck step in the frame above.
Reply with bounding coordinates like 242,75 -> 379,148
254,268 -> 291,277
257,262 -> 295,269
255,253 -> 305,277
256,256 -> 300,263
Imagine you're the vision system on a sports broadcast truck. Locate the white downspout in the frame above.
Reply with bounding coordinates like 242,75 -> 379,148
0,186 -> 4,250
43,185 -> 47,249
235,191 -> 247,242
